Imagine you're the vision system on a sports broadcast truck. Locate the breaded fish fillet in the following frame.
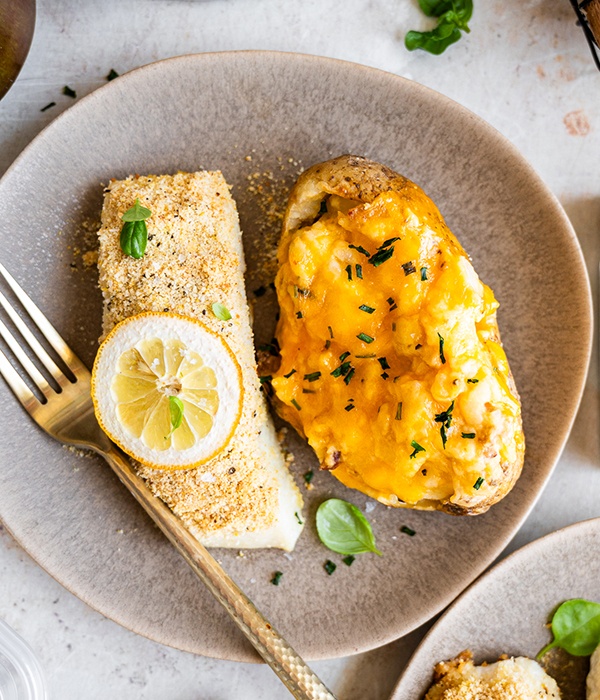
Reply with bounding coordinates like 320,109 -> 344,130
96,171 -> 303,550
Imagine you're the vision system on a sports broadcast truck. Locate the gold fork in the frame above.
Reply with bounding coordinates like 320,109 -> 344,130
0,262 -> 336,700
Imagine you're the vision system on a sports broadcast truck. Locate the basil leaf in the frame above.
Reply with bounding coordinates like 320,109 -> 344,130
405,21 -> 462,55
418,0 -> 454,16
406,0 -> 472,55
168,396 -> 184,432
121,198 -> 152,222
212,302 -> 232,321
537,599 -> 600,659
120,220 -> 148,259
316,498 -> 381,556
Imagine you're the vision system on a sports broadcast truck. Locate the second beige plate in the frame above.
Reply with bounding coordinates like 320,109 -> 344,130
0,52 -> 592,661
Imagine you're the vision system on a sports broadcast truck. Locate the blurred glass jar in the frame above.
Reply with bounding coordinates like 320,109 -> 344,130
0,620 -> 47,700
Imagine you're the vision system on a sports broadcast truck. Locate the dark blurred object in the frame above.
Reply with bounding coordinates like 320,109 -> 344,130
570,0 -> 600,71
0,0 -> 36,101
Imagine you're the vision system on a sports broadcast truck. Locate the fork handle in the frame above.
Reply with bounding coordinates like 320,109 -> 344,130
99,446 -> 337,700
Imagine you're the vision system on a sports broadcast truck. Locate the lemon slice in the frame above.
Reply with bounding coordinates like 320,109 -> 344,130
91,312 -> 243,470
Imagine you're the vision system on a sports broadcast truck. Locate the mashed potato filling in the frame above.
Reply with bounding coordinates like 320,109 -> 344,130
272,188 -> 523,514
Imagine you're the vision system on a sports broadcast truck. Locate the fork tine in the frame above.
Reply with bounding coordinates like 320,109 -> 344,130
0,345 -> 38,408
0,288 -> 66,385
0,262 -> 87,376
0,316 -> 52,397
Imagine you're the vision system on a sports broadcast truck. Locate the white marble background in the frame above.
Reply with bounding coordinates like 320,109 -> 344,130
0,1 -> 598,698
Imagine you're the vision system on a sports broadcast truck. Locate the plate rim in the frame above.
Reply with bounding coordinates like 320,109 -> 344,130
0,50 -> 593,662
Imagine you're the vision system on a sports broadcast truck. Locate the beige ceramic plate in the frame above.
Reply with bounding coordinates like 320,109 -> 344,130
0,52 -> 591,662
392,517 -> 600,699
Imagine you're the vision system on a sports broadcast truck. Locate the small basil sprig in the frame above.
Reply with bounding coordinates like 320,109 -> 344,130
405,0 -> 473,55
120,198 -> 151,259
316,498 -> 381,556
212,302 -> 232,321
168,396 -> 184,433
537,599 -> 600,659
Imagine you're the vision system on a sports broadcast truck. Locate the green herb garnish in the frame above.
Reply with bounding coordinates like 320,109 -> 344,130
271,571 -> 283,586
168,396 -> 184,433
405,0 -> 473,55
378,357 -> 390,370
344,404 -> 355,412
40,102 -> 56,112
380,237 -> 400,248
401,525 -> 416,536
435,400 -> 455,448
356,263 -> 363,279
355,354 -> 376,358
401,261 -> 416,276
339,351 -> 351,362
253,285 -> 267,297
359,304 -> 375,314
473,476 -> 484,490
120,198 -> 151,259
283,368 -> 297,378
538,599 -> 600,659
342,555 -> 355,566
345,264 -> 353,281
462,432 -> 476,439
381,372 -> 389,380
106,69 -> 119,81
420,266 -> 428,281
410,440 -> 425,459
212,302 -> 232,321
316,498 -> 381,556
324,560 -> 337,575
395,402 -> 403,420
304,371 -> 321,382
328,325 -> 334,338
368,246 -> 395,267
295,512 -> 303,525
291,398 -> 302,411
304,470 -> 314,485
259,375 -> 273,384
438,332 -> 446,364
331,361 -> 352,378
349,244 -> 371,258
357,332 -> 374,344
344,367 -> 356,385
467,378 -> 479,384
63,85 -> 77,98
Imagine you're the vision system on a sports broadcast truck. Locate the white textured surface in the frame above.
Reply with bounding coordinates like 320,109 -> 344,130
0,1 -> 598,698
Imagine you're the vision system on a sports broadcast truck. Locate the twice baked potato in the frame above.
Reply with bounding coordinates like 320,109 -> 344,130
270,155 -> 524,515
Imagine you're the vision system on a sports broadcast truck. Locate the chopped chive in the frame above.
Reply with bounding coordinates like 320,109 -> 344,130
357,332 -> 374,344
356,264 -> 363,279
359,304 -> 375,314
283,368 -> 297,378
324,560 -> 337,575
342,555 -> 355,566
328,325 -> 334,338
393,376 -> 401,383
377,357 -> 390,370
435,400 -> 455,449
331,361 -> 352,377
392,322 -> 397,332
294,285 -> 309,297
420,267 -> 428,281
40,101 -> 56,112
415,343 -> 422,349
368,246 -> 395,267
304,371 -> 322,382
325,339 -> 331,349
345,264 -> 353,281
473,477 -> 484,490
344,404 -> 355,412
401,525 -> 416,536
106,69 -> 119,81
462,432 -> 476,439
63,85 -> 77,98
271,571 -> 283,585
355,354 -> 376,358
467,378 -> 479,384
253,285 -> 267,297
291,398 -> 302,411
339,351 -> 351,361
295,512 -> 303,525
304,470 -> 314,484
401,261 -> 416,276
319,199 -> 328,215
409,440 -> 425,459
381,372 -> 389,380
259,375 -> 273,383
438,332 -> 446,364
395,402 -> 403,420
344,367 -> 356,385
349,244 -> 371,257
387,297 -> 395,306
296,311 -> 303,319
302,388 -> 316,394
379,236 -> 400,248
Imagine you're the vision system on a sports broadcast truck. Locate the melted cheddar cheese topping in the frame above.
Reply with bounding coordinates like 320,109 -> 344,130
272,189 -> 524,512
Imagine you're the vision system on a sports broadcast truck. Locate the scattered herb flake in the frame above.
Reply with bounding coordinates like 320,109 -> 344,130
435,400 -> 455,449
328,325 -> 334,339
359,304 -> 375,314
345,264 -> 353,281
467,378 -> 479,384
304,371 -> 322,382
325,339 -> 331,349
356,263 -> 363,279
379,237 -> 400,248
355,354 -> 376,358
295,512 -> 303,525
357,332 -> 374,344
283,368 -> 297,378
342,555 -> 355,566
344,404 -> 355,412
331,361 -> 352,378
392,322 -> 397,332
395,402 -> 403,420
401,261 -> 416,276
344,367 -> 356,385
473,476 -> 484,490
271,571 -> 283,585
253,285 -> 267,297
304,470 -> 314,484
410,440 -> 425,458
339,351 -> 351,362
63,85 -> 77,98
296,311 -> 303,319
40,101 -> 56,112
212,302 -> 232,321
401,525 -> 416,536
438,332 -> 446,364
378,357 -> 390,370
349,244 -> 371,257
106,69 -> 119,81
462,432 -> 476,439
369,246 -> 395,267
259,375 -> 273,383
302,388 -> 316,394
324,560 -> 337,575
420,266 -> 428,281
381,372 -> 389,380
291,398 -> 302,411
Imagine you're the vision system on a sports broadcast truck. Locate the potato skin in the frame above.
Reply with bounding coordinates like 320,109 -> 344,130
274,155 -> 524,516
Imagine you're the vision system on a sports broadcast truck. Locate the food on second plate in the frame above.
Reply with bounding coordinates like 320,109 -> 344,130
95,171 -> 303,550
271,155 -> 524,516
588,645 -> 600,699
425,650 -> 561,699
